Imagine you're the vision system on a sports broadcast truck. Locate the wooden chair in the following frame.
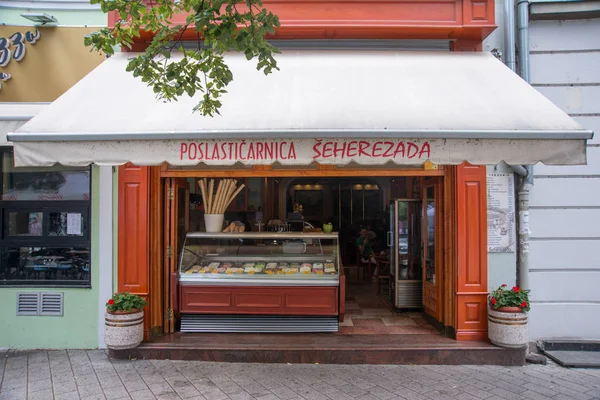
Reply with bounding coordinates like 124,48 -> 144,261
356,248 -> 375,282
375,258 -> 391,295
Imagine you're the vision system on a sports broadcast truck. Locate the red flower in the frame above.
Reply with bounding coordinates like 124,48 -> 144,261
520,301 -> 528,308
512,286 -> 520,293
499,291 -> 502,295
501,284 -> 507,287
108,299 -> 115,305
491,298 -> 497,306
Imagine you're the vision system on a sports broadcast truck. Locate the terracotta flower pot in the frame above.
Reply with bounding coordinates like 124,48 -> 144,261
488,307 -> 528,348
104,309 -> 144,350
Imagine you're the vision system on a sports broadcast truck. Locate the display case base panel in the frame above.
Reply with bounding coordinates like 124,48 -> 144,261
180,314 -> 339,333
396,281 -> 423,308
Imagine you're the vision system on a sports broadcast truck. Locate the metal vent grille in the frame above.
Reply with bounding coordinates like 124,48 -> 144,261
16,292 -> 63,316
41,293 -> 64,316
181,314 -> 339,333
17,292 -> 40,315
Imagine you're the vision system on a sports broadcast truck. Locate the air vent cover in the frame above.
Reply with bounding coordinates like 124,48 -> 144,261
16,292 -> 64,316
16,292 -> 40,315
41,292 -> 64,316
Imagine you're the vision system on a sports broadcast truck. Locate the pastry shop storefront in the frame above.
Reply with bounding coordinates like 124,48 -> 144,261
7,50 -> 591,344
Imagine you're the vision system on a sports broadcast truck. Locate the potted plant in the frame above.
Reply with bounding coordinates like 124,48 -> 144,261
104,292 -> 146,350
488,284 -> 530,348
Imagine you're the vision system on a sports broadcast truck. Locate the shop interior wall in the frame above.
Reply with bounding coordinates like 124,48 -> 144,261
486,164 -> 517,291
0,167 -> 101,350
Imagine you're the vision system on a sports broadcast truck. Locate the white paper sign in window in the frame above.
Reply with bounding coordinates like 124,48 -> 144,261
66,213 -> 82,235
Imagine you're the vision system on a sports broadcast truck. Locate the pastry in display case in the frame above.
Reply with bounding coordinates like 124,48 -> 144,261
178,232 -> 340,285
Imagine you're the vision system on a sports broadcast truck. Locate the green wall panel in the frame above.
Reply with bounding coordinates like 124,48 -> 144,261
0,166 -> 100,350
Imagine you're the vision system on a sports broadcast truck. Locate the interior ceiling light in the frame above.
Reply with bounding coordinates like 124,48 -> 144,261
20,12 -> 58,25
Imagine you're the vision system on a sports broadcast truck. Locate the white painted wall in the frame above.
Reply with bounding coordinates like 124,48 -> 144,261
529,18 -> 600,340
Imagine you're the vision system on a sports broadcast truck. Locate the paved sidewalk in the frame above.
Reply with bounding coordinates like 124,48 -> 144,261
1,350 -> 599,400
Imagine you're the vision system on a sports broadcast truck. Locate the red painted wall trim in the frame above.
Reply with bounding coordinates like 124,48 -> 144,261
455,164 -> 488,341
109,0 -> 496,43
118,164 -> 151,337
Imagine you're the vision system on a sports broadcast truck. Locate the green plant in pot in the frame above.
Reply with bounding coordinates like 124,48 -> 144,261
106,292 -> 147,314
104,292 -> 147,350
487,284 -> 530,348
488,284 -> 530,312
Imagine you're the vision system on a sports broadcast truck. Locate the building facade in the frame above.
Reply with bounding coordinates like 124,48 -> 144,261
527,0 -> 600,340
0,0 -> 108,349
2,0 -> 595,352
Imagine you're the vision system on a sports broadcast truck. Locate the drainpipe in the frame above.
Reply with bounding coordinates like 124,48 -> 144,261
516,0 -> 533,292
505,0 -> 517,73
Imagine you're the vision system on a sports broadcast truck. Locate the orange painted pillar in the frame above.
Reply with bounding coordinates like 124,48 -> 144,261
118,164 -> 151,339
455,164 -> 488,341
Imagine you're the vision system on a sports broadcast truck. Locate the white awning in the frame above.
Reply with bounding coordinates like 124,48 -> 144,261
8,51 -> 592,167
0,103 -> 47,146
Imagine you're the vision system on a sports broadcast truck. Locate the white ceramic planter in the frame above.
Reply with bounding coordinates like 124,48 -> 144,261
104,310 -> 144,350
488,307 -> 528,348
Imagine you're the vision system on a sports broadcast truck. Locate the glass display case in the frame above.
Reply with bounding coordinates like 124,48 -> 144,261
178,232 -> 340,286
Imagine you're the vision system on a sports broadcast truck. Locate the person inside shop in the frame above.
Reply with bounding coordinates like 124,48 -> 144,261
357,228 -> 378,282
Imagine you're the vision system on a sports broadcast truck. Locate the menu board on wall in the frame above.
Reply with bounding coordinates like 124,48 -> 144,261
487,172 -> 516,253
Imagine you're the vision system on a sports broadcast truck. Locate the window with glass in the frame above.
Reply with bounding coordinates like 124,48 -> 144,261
0,150 -> 91,287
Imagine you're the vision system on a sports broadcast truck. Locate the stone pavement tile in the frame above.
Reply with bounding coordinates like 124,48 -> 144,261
54,391 -> 81,400
522,381 -> 560,397
269,385 -> 302,400
0,386 -> 27,400
459,384 -> 494,399
227,392 -> 254,400
255,394 -> 279,400
75,373 -> 100,386
0,377 -> 27,392
521,389 -> 553,400
143,373 -> 168,385
156,393 -> 182,400
149,382 -> 177,396
310,381 -> 339,395
100,376 -> 125,390
53,379 -> 78,395
398,380 -> 435,395
77,382 -> 104,397
123,379 -> 149,393
173,385 -> 202,399
364,386 -> 397,400
423,390 -> 457,400
211,381 -> 243,395
554,386 -> 596,400
130,389 -> 157,400
3,367 -> 27,382
28,388 -> 54,400
104,385 -> 130,400
489,387 -> 523,400
191,378 -> 219,392
454,393 -> 482,400
196,388 -> 228,400
354,395 -> 380,400
28,378 -> 52,393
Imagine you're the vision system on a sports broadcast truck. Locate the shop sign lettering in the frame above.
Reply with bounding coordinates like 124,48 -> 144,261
178,138 -> 431,164
0,30 -> 41,90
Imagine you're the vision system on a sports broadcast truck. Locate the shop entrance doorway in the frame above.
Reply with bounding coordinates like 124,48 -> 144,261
161,173 -> 445,335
